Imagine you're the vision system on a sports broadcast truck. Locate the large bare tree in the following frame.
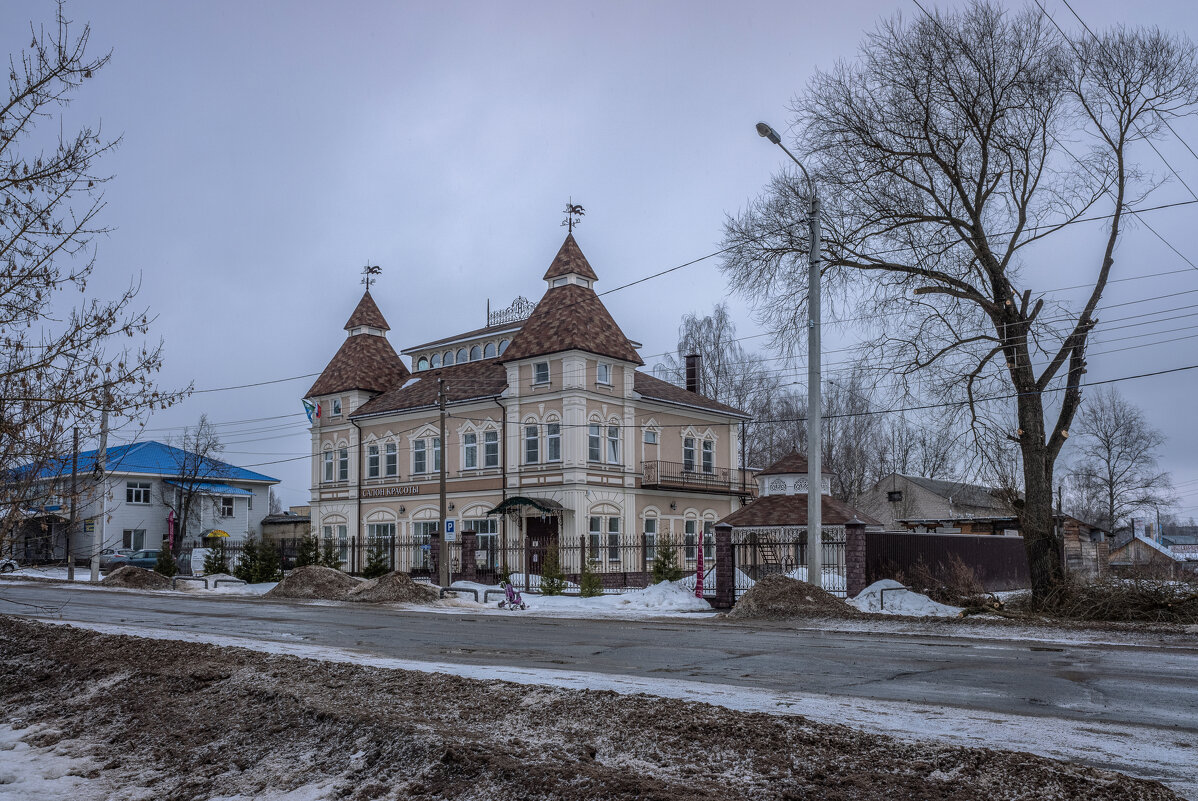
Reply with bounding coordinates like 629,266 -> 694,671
1066,387 -> 1174,537
722,2 -> 1198,597
1,4 -> 183,554
161,415 -> 227,558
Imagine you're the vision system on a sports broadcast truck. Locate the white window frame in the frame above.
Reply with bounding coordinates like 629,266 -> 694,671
607,516 -> 620,561
123,528 -> 146,550
337,447 -> 349,481
588,516 -> 602,561
220,497 -> 234,518
323,451 -> 334,482
483,430 -> 500,468
684,519 -> 698,561
606,425 -> 620,465
644,517 -> 657,561
703,520 -> 715,561
331,398 -> 342,417
432,437 -> 442,472
643,429 -> 658,445
702,439 -> 714,474
683,437 -> 696,472
546,422 -> 561,462
366,522 -> 396,542
367,444 -> 380,478
597,362 -> 611,385
413,439 -> 427,474
463,432 -> 478,469
588,424 -> 602,463
533,361 -> 550,385
126,481 -> 151,505
385,442 -> 397,476
524,424 -> 539,464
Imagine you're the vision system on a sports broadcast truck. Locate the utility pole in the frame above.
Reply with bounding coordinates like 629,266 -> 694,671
68,427 -> 78,582
91,388 -> 110,582
438,378 -> 449,587
757,121 -> 823,589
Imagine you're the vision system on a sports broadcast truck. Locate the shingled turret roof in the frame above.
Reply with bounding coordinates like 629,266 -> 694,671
307,291 -> 409,397
499,282 -> 643,365
757,450 -> 832,476
344,291 -> 390,331
542,233 -> 599,281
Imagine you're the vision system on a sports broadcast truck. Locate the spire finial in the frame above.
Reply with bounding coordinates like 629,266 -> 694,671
561,198 -> 585,233
361,261 -> 381,291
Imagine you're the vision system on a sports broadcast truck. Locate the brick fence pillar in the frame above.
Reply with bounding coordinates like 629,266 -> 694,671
845,518 -> 867,598
460,531 -> 477,583
428,532 -> 441,584
713,523 -> 735,610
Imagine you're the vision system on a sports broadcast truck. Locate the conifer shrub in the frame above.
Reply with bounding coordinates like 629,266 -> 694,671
202,541 -> 229,575
653,533 -> 683,583
579,557 -> 603,598
362,539 -> 390,580
295,534 -> 321,568
540,544 -> 566,595
154,547 -> 178,578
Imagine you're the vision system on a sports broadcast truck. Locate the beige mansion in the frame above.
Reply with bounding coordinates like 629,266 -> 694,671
305,234 -> 752,576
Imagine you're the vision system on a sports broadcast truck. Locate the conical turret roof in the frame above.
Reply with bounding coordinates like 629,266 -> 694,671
344,290 -> 389,331
542,233 -> 599,281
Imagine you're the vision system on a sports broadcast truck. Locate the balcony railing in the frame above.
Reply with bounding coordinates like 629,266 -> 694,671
641,460 -> 750,495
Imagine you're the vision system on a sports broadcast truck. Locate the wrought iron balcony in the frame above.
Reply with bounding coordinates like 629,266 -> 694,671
641,460 -> 751,495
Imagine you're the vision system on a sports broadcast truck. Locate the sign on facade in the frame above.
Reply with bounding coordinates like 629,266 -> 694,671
360,485 -> 421,499
83,520 -> 95,533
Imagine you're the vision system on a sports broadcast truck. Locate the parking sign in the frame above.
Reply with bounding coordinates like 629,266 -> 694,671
445,519 -> 456,542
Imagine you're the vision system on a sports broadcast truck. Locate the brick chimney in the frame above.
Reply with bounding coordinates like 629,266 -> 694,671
685,353 -> 701,394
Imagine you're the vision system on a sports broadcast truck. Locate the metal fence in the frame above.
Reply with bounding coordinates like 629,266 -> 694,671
863,530 -> 1030,591
731,529 -> 847,598
181,535 -> 720,595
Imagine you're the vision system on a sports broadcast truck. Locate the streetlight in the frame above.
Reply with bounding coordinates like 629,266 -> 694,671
757,121 -> 824,590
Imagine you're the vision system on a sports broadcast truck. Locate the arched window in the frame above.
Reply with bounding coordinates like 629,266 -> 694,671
499,339 -> 510,354
470,345 -> 481,361
430,353 -> 441,368
443,350 -> 455,366
417,357 -> 429,371
483,342 -> 496,358
456,348 -> 468,364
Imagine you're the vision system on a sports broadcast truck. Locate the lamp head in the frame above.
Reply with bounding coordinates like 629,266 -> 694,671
756,122 -> 782,145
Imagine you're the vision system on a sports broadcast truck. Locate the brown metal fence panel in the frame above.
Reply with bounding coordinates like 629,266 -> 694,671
863,531 -> 1030,591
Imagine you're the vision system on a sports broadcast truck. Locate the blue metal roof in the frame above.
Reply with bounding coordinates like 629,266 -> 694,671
164,480 -> 255,497
24,441 -> 278,484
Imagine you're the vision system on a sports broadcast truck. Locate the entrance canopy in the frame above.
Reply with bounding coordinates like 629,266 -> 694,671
487,496 -> 565,516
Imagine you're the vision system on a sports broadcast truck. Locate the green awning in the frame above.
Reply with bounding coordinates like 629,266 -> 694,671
487,496 -> 566,516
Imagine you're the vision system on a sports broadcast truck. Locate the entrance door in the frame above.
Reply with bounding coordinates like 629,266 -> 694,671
525,516 -> 560,577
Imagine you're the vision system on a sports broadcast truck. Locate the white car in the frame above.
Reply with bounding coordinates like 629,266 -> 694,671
0,557 -> 18,573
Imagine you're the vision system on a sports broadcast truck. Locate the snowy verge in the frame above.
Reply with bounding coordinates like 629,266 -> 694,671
446,579 -> 713,618
35,620 -> 1198,800
0,724 -> 111,801
847,579 -> 962,617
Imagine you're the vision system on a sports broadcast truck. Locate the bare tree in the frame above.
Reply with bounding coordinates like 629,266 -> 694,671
160,415 -> 226,558
1,4 -> 184,552
1066,388 -> 1174,536
722,2 -> 1198,597
268,488 -> 283,516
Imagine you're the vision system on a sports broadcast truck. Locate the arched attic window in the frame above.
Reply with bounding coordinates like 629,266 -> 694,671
484,342 -> 496,358
470,345 -> 482,361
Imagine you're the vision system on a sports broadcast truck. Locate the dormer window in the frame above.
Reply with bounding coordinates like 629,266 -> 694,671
417,357 -> 429,370
597,363 -> 612,386
331,398 -> 342,417
533,362 -> 550,385
553,277 -> 567,287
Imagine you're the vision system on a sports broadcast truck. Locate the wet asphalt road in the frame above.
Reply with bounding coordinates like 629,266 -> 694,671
3,580 -> 1196,735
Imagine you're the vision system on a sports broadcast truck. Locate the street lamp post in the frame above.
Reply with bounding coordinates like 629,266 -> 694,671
756,122 -> 824,589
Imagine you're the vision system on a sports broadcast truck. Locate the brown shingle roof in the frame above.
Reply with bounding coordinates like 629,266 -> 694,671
542,233 -> 598,281
632,371 -> 748,418
718,494 -> 880,527
307,334 -> 410,397
353,359 -> 509,417
344,291 -> 390,331
758,450 -> 831,476
499,283 -> 643,365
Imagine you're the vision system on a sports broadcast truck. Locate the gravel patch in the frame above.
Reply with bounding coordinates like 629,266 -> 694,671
100,565 -> 170,590
728,574 -> 863,620
0,617 -> 1178,800
264,565 -> 361,601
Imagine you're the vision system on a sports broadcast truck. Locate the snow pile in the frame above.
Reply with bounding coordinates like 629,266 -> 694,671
101,565 -> 170,590
264,565 -> 361,601
348,571 -> 440,604
587,581 -> 711,613
0,724 -> 105,801
847,580 -> 962,617
507,572 -> 579,591
728,573 -> 860,620
175,574 -> 276,595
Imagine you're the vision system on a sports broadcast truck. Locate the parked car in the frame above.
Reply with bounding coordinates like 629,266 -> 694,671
97,548 -> 135,571
0,557 -> 18,573
124,550 -> 163,570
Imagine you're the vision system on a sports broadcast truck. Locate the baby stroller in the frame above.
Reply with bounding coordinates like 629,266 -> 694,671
497,581 -> 527,610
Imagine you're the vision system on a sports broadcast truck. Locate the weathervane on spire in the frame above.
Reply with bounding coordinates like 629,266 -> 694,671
561,198 -> 585,233
361,261 -> 381,291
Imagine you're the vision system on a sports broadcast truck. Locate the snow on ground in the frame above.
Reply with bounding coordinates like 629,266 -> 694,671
446,579 -> 714,618
39,620 -> 1198,800
847,579 -> 963,617
0,724 -> 110,801
176,574 -> 277,596
4,566 -> 94,583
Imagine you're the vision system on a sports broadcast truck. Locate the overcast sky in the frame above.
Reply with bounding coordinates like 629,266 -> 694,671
6,0 -> 1198,518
